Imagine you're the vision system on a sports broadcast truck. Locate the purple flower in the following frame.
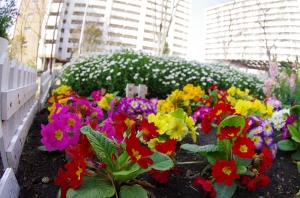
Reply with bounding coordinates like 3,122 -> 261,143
282,114 -> 297,139
249,126 -> 263,135
100,119 -> 123,143
264,136 -> 274,147
261,119 -> 273,137
252,135 -> 263,150
265,96 -> 282,111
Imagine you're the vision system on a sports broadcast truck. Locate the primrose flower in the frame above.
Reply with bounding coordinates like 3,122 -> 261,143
249,126 -> 263,135
251,135 -> 264,150
41,120 -> 69,151
261,119 -> 273,137
166,118 -> 188,141
125,132 -> 154,169
211,159 -> 240,186
217,126 -> 241,140
232,137 -> 256,159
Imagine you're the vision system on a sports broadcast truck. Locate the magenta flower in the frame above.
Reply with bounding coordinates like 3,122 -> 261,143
100,119 -> 123,143
282,114 -> 297,139
60,112 -> 82,133
51,103 -> 70,121
41,120 -> 69,151
91,90 -> 104,106
91,106 -> 104,120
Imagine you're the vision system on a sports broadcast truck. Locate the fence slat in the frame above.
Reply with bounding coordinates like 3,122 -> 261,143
1,83 -> 38,120
0,168 -> 20,198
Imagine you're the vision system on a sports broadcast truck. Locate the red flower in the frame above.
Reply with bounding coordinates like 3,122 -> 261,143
66,135 -> 95,161
217,126 -> 240,140
232,137 -> 256,159
149,167 -> 180,184
155,139 -> 177,157
239,175 -> 253,186
65,156 -> 87,189
138,118 -> 158,142
208,84 -> 218,91
112,113 -> 136,138
258,147 -> 274,174
54,168 -> 70,198
194,176 -> 216,198
201,114 -> 212,134
247,174 -> 270,191
125,132 -> 154,168
211,159 -> 240,186
209,103 -> 235,124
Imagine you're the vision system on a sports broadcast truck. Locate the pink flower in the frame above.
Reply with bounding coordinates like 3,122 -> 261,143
100,119 -> 123,143
263,79 -> 274,97
60,112 -> 82,133
289,73 -> 296,90
41,120 -> 69,151
269,61 -> 279,78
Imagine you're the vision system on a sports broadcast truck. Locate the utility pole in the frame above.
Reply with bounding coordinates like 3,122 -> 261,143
78,0 -> 89,55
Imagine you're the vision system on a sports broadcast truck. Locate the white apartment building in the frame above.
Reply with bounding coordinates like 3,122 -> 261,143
38,0 -> 192,70
204,0 -> 300,66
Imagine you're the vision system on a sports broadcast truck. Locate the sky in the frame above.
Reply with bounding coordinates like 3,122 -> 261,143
186,0 -> 231,61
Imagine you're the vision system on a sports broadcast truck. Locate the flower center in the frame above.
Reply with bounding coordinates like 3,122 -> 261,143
166,150 -> 172,156
55,130 -> 63,140
125,118 -> 135,128
132,149 -> 142,160
239,145 -> 248,153
68,118 -> 76,126
222,166 -> 231,175
76,167 -> 82,180
216,110 -> 222,116
264,124 -> 270,130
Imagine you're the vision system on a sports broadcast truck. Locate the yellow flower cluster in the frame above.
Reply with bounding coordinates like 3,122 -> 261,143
235,99 -> 273,118
147,108 -> 197,150
97,93 -> 114,111
227,86 -> 253,106
157,84 -> 205,114
52,85 -> 72,95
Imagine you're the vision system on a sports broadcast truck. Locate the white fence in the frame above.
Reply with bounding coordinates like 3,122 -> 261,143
0,52 -> 52,197
38,69 -> 51,111
125,84 -> 148,98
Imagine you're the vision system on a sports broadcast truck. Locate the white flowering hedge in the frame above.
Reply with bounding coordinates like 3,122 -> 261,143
60,49 -> 266,98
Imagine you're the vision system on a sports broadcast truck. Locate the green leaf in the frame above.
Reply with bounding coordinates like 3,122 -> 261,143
113,164 -> 140,181
207,151 -> 227,165
214,181 -> 237,198
37,145 -> 54,152
292,150 -> 300,161
180,144 -> 220,154
120,185 -> 148,198
217,115 -> 245,135
290,105 -> 300,118
118,152 -> 130,167
66,177 -> 115,198
235,158 -> 253,167
277,140 -> 297,151
149,152 -> 174,171
113,152 -> 173,183
80,126 -> 117,171
243,171 -> 255,177
288,124 -> 300,143
297,161 -> 300,173
236,166 -> 247,175
170,108 -> 185,119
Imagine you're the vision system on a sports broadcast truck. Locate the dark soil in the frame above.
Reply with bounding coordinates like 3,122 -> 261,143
11,109 -> 300,198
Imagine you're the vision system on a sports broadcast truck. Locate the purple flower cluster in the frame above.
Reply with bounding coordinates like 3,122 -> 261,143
116,97 -> 157,119
265,96 -> 282,111
281,114 -> 297,140
247,116 -> 277,158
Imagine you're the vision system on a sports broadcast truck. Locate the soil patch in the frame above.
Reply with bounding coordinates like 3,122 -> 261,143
14,109 -> 300,198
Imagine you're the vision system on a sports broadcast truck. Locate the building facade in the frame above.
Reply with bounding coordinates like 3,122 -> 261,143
204,0 -> 300,63
37,0 -> 191,70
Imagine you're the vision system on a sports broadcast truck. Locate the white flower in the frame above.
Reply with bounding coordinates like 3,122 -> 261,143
106,76 -> 111,80
117,72 -> 121,76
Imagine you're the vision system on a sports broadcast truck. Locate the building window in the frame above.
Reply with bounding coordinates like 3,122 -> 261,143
24,27 -> 30,31
28,13 -> 34,17
73,11 -> 84,16
75,3 -> 86,7
144,38 -> 153,42
22,41 -> 28,46
71,20 -> 83,24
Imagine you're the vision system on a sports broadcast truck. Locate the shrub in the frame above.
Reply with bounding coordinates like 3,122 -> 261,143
60,49 -> 266,98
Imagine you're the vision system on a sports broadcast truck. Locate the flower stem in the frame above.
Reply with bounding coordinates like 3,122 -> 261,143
177,161 -> 209,165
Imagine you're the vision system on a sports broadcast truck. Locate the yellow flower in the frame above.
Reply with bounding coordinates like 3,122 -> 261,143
147,138 -> 161,150
227,86 -> 236,96
52,85 -> 72,95
166,118 -> 188,141
98,93 -> 114,111
58,97 -> 69,105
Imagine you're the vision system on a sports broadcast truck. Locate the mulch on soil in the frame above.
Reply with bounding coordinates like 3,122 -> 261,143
13,109 -> 300,198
